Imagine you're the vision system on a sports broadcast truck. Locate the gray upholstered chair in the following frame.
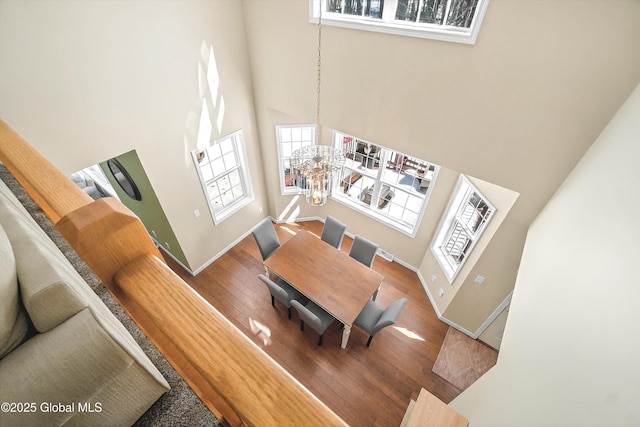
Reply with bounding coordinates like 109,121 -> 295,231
320,215 -> 347,250
349,234 -> 378,268
290,300 -> 336,346
353,297 -> 408,347
258,274 -> 302,319
252,218 -> 280,261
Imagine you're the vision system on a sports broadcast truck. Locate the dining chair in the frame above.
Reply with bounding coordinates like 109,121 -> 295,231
258,274 -> 302,319
290,300 -> 336,346
349,234 -> 378,268
252,218 -> 280,261
320,215 -> 347,249
353,297 -> 408,347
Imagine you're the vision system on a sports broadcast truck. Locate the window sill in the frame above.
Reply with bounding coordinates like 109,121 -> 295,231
331,193 -> 417,237
430,246 -> 459,284
281,187 -> 303,196
211,196 -> 253,226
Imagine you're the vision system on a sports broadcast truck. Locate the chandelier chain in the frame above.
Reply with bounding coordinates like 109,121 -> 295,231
288,3 -> 345,207
316,4 -> 322,144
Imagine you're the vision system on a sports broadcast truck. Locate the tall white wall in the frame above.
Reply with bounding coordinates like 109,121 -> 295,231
0,0 -> 267,270
450,84 -> 640,426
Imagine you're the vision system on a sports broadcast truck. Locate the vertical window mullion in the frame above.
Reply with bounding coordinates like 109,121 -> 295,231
416,0 -> 424,22
442,0 -> 453,26
370,149 -> 390,209
382,0 -> 397,20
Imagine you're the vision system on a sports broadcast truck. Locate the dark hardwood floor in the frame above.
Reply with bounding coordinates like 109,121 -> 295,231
162,220 -> 461,427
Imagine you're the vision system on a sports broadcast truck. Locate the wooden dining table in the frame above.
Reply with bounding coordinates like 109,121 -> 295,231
264,230 -> 384,348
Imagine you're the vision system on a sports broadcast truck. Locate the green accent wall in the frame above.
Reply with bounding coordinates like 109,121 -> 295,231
100,150 -> 190,269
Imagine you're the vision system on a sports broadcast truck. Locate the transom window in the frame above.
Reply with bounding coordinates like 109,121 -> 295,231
192,130 -> 253,225
431,175 -> 495,281
332,131 -> 438,236
310,0 -> 490,44
275,125 -> 317,195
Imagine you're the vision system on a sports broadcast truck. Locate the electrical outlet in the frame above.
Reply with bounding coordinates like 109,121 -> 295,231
194,209 -> 200,218
438,288 -> 445,298
151,230 -> 157,238
474,275 -> 485,284
431,275 -> 437,283
165,242 -> 171,250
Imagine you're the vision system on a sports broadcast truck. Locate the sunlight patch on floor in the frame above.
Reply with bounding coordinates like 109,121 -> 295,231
249,318 -> 272,346
393,326 -> 425,342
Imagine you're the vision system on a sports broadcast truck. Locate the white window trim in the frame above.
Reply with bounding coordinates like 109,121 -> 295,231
309,0 -> 490,45
430,174 -> 495,283
275,124 -> 317,195
192,130 -> 254,225
331,130 -> 438,237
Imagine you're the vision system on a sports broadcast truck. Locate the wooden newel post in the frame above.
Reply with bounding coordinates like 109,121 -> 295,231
56,197 -> 162,288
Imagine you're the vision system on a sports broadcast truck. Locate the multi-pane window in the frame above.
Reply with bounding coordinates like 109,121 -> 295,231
275,125 -> 316,195
311,0 -> 489,44
431,175 -> 494,281
395,0 -> 477,27
193,130 -> 253,224
333,131 -> 437,236
328,0 -> 384,18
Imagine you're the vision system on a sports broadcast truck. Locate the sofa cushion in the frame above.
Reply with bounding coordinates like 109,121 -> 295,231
0,308 -> 135,426
0,181 -> 88,333
11,224 -> 88,333
0,223 -> 30,358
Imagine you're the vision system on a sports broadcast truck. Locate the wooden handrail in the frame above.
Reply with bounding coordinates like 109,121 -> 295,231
115,254 -> 346,427
0,119 -> 93,223
0,119 -> 347,427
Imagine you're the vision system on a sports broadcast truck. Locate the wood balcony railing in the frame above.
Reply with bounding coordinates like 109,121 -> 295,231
0,119 -> 347,427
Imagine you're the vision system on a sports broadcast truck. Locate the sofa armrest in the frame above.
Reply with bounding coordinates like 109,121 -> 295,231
12,225 -> 89,332
0,199 -> 93,332
0,308 -> 135,426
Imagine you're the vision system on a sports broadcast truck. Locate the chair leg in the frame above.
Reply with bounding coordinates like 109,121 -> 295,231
366,335 -> 373,347
300,320 -> 305,331
318,334 -> 323,346
270,295 -> 275,307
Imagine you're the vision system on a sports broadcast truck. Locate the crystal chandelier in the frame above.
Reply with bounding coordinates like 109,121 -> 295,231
291,144 -> 345,206
291,2 -> 345,207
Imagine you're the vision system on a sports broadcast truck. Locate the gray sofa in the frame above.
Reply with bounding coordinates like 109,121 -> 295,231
0,178 -> 169,426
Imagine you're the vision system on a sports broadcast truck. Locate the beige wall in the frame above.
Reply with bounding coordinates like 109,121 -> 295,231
451,83 -> 640,426
1,0 -> 639,336
0,0 -> 267,269
242,0 -> 640,332
422,175 -> 520,334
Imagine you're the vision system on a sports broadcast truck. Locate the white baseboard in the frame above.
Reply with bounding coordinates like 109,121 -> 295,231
169,216 -> 495,339
401,260 -> 476,337
184,216 -> 320,276
153,240 -> 194,275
